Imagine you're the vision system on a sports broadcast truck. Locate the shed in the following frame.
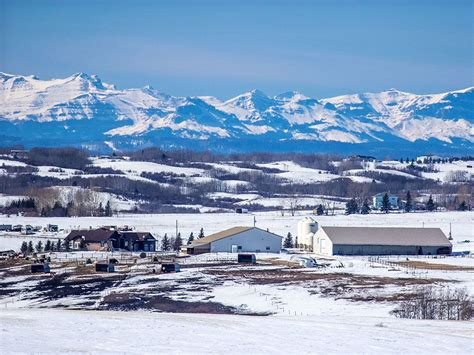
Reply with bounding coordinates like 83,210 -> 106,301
31,263 -> 50,273
313,226 -> 452,256
95,263 -> 114,272
182,226 -> 282,255
161,263 -> 180,273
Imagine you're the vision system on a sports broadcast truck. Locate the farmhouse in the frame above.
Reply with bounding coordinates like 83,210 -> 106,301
65,228 -> 156,252
182,226 -> 283,255
313,226 -> 452,256
66,228 -> 120,251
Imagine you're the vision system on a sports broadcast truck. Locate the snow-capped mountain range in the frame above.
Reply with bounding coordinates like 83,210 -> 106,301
0,72 -> 472,155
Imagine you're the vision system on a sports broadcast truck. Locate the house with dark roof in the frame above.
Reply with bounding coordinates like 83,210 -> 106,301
65,229 -> 156,252
119,232 -> 156,252
313,226 -> 452,256
66,228 -> 120,251
181,226 -> 283,255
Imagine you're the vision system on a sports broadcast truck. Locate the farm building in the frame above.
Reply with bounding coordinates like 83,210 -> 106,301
313,226 -> 452,256
182,226 -> 283,255
65,228 -> 156,252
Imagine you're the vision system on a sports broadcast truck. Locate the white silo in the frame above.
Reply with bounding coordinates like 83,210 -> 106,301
297,217 -> 318,250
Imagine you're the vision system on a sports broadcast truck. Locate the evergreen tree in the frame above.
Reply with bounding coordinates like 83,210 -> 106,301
105,201 -> 112,217
56,239 -> 62,252
360,199 -> 371,214
457,201 -> 468,211
187,232 -> 194,245
426,195 -> 436,212
381,193 -> 390,213
294,236 -> 298,249
173,233 -> 183,251
20,241 -> 28,255
405,191 -> 412,212
399,158 -> 404,164
316,204 -> 324,216
283,232 -> 294,248
198,228 -> 205,239
345,198 -> 358,215
35,240 -> 43,253
66,201 -> 74,217
44,239 -> 52,252
161,233 -> 171,251
98,202 -> 105,216
63,239 -> 70,252
27,241 -> 34,255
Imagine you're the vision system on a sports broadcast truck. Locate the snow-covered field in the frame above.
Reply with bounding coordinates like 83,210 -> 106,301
0,211 -> 472,354
1,211 -> 472,252
1,308 -> 472,354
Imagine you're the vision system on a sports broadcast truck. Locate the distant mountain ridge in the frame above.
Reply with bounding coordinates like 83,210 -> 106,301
0,72 -> 472,156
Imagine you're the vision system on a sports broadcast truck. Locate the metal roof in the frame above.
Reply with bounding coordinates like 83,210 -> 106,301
320,226 -> 451,247
188,226 -> 282,248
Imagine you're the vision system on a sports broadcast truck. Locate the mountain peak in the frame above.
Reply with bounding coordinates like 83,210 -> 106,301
275,91 -> 310,102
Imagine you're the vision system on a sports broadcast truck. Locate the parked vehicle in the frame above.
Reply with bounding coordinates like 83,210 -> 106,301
11,225 -> 22,232
290,255 -> 318,268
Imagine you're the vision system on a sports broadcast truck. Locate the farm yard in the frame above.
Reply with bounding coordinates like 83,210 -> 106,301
0,211 -> 473,353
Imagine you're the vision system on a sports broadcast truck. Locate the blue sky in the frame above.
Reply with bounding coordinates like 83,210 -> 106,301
1,0 -> 472,98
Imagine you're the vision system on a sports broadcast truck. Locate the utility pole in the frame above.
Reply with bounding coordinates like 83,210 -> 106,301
253,216 -> 256,227
175,220 -> 178,237
448,223 -> 453,240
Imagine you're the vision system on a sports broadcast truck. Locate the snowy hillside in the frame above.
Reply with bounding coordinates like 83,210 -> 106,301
0,72 -> 473,154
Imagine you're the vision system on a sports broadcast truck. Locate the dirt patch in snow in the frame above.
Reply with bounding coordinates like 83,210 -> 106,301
392,260 -> 474,271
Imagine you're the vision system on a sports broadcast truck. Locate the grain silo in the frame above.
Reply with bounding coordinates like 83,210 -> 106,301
297,217 -> 318,251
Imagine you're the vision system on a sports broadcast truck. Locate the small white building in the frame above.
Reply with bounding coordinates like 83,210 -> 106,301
313,226 -> 452,256
182,226 -> 283,255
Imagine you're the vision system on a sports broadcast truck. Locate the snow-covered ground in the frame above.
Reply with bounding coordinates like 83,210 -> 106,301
1,211 -> 472,252
0,211 -> 472,354
1,308 -> 472,354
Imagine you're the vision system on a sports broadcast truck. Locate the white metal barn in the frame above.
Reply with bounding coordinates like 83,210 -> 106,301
182,227 -> 283,255
313,226 -> 452,256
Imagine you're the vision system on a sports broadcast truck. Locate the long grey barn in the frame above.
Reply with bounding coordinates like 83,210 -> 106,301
314,226 -> 452,256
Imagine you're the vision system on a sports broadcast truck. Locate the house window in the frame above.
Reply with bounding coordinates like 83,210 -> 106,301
266,246 -> 270,251
124,241 -> 128,246
237,246 -> 242,250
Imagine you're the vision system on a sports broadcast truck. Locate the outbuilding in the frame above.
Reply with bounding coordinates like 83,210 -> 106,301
313,226 -> 452,256
182,226 -> 282,255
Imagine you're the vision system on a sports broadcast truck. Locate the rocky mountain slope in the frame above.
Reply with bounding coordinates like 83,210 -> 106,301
0,72 -> 472,155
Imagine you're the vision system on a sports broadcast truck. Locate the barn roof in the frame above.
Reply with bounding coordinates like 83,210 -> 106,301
320,226 -> 451,247
188,226 -> 282,247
